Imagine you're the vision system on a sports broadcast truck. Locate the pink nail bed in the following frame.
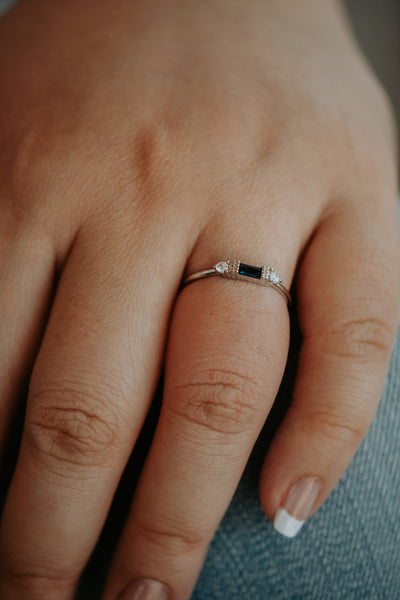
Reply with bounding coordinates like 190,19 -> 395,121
273,476 -> 323,538
117,578 -> 169,600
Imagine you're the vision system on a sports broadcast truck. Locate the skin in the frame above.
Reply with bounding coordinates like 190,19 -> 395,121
0,0 -> 399,598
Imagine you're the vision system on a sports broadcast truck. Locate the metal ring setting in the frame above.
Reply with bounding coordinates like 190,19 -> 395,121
182,259 -> 291,306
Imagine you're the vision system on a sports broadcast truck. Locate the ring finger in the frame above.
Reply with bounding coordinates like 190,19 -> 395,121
103,232 -> 296,600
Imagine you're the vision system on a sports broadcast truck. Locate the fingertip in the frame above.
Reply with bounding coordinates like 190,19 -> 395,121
260,472 -> 324,538
273,508 -> 304,538
116,578 -> 169,600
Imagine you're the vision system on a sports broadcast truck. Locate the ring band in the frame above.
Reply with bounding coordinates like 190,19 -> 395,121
182,259 -> 291,306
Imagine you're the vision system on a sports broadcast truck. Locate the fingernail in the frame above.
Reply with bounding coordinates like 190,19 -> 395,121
273,476 -> 323,538
117,578 -> 169,600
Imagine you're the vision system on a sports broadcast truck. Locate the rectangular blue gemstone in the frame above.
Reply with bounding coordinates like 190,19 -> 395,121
238,263 -> 262,279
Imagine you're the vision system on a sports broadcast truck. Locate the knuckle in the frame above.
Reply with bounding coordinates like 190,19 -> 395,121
1,563 -> 70,599
322,309 -> 396,363
129,118 -> 179,192
127,108 -> 263,209
167,363 -> 266,436
305,406 -> 368,446
135,517 -> 205,558
26,383 -> 126,469
1,127 -> 56,227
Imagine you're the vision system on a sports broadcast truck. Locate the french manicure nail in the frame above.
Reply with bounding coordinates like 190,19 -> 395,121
274,476 -> 323,538
117,578 -> 169,600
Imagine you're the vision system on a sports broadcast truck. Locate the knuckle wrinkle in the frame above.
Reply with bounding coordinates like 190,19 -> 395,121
26,387 -> 122,468
307,408 -> 367,446
322,313 -> 395,362
2,563 -> 70,597
135,519 -> 204,557
169,365 -> 265,436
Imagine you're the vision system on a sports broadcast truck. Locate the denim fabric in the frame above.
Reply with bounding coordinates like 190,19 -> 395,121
0,0 -> 14,16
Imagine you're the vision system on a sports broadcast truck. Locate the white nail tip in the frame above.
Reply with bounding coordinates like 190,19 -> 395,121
273,508 -> 305,538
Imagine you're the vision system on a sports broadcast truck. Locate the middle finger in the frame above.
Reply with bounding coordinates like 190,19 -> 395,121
0,215 -> 188,600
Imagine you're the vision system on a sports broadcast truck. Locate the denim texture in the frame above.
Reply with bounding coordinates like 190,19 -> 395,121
0,0 -> 14,15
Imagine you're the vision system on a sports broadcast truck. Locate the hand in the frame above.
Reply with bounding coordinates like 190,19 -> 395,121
0,0 -> 399,598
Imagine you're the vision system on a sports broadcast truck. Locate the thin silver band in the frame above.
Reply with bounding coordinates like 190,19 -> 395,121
182,259 -> 291,306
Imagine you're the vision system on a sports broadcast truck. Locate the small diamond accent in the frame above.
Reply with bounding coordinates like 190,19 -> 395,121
270,271 -> 281,283
215,261 -> 229,273
264,268 -> 281,283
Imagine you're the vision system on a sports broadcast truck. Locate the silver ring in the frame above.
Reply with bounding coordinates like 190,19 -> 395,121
182,259 -> 291,306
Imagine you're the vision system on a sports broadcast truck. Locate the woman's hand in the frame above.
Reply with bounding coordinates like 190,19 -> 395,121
0,0 -> 399,598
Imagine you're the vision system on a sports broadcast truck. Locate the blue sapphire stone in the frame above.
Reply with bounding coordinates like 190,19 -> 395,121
238,262 -> 262,279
